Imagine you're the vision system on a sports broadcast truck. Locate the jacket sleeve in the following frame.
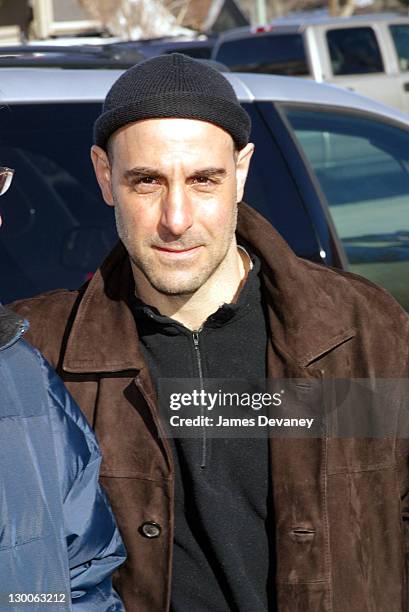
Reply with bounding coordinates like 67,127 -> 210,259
38,352 -> 126,611
396,318 -> 409,610
397,439 -> 409,611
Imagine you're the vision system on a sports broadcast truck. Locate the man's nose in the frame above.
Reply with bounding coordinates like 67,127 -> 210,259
160,184 -> 193,237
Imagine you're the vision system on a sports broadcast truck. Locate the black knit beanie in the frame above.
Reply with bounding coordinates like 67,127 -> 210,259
94,53 -> 251,150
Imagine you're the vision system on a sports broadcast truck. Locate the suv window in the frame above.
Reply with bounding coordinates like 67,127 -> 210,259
390,24 -> 409,71
215,33 -> 310,76
283,106 -> 409,311
327,27 -> 384,75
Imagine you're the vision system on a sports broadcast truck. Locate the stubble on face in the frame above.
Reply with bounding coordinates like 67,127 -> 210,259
109,118 -> 241,300
113,190 -> 238,297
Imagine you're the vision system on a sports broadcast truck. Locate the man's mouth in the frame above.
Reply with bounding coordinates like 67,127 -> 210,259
152,245 -> 201,254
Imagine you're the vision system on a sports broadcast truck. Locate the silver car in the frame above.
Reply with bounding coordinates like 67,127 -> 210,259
0,65 -> 408,311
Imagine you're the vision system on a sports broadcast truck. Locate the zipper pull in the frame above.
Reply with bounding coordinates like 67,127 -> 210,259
193,331 -> 199,348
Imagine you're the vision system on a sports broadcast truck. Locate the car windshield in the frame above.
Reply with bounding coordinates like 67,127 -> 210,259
282,105 -> 409,311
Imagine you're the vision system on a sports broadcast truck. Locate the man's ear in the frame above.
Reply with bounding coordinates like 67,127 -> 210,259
90,145 -> 114,206
235,143 -> 255,203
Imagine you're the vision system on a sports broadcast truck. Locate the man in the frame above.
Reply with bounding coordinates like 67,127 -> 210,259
0,166 -> 125,609
11,55 -> 409,611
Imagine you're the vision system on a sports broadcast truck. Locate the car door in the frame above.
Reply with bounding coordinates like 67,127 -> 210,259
276,104 -> 409,312
315,23 -> 403,111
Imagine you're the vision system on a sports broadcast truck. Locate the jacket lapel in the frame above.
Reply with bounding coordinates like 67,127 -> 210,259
237,201 -> 356,368
63,244 -> 146,373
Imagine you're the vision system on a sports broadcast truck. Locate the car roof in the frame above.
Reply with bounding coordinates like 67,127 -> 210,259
0,38 -> 215,69
275,11 -> 409,28
216,12 -> 409,40
0,45 -> 146,69
1,68 -> 409,128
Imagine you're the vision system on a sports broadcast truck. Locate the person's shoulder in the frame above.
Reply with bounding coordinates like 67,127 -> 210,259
8,288 -> 85,366
0,335 -> 40,379
0,338 -> 54,418
10,287 -> 81,321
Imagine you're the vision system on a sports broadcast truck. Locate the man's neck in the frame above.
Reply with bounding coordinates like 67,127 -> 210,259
132,247 -> 251,331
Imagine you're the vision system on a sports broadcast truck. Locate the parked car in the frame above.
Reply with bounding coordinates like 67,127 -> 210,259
0,66 -> 408,313
0,36 -> 215,69
212,13 -> 409,113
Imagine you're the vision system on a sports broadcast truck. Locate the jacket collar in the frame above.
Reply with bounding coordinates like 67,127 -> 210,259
62,203 -> 355,373
0,304 -> 28,351
64,246 -> 144,373
236,203 -> 356,367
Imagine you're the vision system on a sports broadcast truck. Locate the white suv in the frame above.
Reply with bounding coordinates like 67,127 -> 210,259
213,13 -> 409,113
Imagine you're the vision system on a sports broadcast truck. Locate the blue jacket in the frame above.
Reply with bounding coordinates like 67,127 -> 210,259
0,305 -> 125,611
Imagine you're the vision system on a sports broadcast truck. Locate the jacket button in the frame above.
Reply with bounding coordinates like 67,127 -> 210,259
140,521 -> 162,539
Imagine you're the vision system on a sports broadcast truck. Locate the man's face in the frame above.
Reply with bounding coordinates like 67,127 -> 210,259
92,118 -> 253,296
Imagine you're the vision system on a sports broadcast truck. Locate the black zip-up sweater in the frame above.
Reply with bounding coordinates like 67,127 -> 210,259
132,255 -> 275,611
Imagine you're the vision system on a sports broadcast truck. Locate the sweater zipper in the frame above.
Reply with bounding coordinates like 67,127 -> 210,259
192,329 -> 207,468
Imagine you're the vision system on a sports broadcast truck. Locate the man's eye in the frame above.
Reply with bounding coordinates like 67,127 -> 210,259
192,176 -> 213,185
131,176 -> 160,191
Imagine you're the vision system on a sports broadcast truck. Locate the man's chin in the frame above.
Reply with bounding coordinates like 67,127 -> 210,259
147,278 -> 203,297
131,256 -> 220,297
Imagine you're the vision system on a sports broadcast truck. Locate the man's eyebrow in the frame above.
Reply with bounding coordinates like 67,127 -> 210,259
189,167 -> 227,178
123,167 -> 165,181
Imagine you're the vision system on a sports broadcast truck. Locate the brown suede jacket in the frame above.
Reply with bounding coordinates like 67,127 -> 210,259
11,203 -> 409,612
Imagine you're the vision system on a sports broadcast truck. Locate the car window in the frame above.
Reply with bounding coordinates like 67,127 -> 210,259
242,103 -> 320,261
282,106 -> 409,311
0,100 -> 320,303
215,33 -> 310,76
326,27 -> 384,75
0,103 -> 118,303
164,46 -> 212,59
390,24 -> 409,71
